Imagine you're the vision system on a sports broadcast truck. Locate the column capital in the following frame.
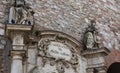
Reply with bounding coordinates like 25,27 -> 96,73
10,50 -> 26,58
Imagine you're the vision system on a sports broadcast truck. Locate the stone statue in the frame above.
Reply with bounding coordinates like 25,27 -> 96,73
84,20 -> 99,49
9,0 -> 34,25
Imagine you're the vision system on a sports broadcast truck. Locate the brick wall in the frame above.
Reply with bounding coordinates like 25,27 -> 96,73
105,49 -> 120,68
31,0 -> 120,50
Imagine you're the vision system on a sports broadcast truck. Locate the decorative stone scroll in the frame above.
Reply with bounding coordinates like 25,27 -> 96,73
38,38 -> 79,73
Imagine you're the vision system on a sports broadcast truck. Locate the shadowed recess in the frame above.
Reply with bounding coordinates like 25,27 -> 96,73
107,62 -> 120,73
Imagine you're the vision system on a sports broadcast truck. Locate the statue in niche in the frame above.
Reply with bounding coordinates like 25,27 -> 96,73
83,20 -> 99,49
9,0 -> 34,25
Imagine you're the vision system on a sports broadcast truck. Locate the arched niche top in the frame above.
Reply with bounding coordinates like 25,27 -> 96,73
28,30 -> 83,73
36,30 -> 83,54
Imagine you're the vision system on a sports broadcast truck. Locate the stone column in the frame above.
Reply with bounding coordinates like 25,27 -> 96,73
10,32 -> 25,73
6,18 -> 33,73
12,32 -> 24,50
27,45 -> 37,73
10,51 -> 25,73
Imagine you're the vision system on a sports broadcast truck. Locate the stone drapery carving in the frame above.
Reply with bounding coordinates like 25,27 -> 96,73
38,38 -> 79,73
83,20 -> 99,49
9,0 -> 34,25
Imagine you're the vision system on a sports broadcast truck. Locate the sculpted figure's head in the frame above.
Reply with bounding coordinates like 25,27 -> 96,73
86,20 -> 96,33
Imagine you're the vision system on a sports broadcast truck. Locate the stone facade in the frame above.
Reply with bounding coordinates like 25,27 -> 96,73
0,0 -> 120,73
0,0 -> 119,50
32,0 -> 120,50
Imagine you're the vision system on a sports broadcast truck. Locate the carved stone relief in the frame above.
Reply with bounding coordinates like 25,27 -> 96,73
83,20 -> 99,49
26,31 -> 83,73
37,37 -> 79,73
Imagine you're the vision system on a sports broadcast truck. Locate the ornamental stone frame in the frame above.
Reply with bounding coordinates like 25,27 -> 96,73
27,30 -> 87,73
6,23 -> 109,73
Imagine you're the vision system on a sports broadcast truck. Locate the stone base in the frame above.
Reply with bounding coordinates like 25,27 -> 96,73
6,24 -> 33,45
6,24 -> 32,31
81,47 -> 110,73
10,50 -> 26,58
81,47 -> 110,58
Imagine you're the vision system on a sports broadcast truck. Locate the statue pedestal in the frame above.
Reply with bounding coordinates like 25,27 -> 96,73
82,47 -> 110,73
6,24 -> 32,50
6,24 -> 32,73
6,24 -> 32,31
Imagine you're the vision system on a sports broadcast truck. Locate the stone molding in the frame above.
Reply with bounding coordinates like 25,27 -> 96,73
81,47 -> 110,57
10,50 -> 26,59
6,24 -> 32,31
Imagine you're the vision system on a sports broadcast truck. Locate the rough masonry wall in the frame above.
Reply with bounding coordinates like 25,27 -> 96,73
32,0 -> 120,50
0,0 -> 8,35
0,0 -> 120,50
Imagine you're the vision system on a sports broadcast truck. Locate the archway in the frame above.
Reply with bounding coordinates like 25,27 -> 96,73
107,62 -> 120,73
